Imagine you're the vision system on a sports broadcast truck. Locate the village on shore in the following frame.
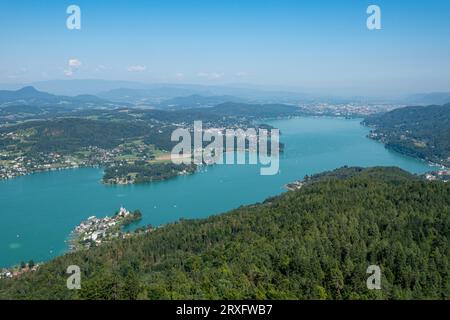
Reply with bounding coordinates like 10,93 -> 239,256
1,207 -> 151,280
69,207 -> 149,251
0,138 -> 157,181
1,260 -> 40,280
424,169 -> 450,182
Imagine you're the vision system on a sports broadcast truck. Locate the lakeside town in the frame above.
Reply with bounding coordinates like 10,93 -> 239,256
0,261 -> 40,280
0,118 -> 275,184
69,207 -> 146,251
0,138 -> 159,181
424,169 -> 450,182
298,102 -> 404,118
1,207 -> 150,280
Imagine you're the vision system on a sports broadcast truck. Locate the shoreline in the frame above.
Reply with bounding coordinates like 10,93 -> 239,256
68,207 -> 145,252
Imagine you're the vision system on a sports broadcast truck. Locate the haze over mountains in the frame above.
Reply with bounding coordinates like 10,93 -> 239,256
2,79 -> 449,107
0,86 -> 273,112
0,80 -> 311,103
0,85 -> 307,128
1,80 -> 450,116
0,86 -> 126,110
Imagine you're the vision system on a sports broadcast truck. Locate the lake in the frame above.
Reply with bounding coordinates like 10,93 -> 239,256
0,117 -> 436,267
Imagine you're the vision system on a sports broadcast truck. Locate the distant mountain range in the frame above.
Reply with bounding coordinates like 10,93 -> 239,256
96,85 -> 313,105
2,80 -> 315,104
0,86 -> 303,126
2,80 -> 450,109
0,86 -> 126,109
0,80 -> 151,96
0,86 -> 286,114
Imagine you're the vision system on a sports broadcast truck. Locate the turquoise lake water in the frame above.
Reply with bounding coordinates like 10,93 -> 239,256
0,117 -> 436,267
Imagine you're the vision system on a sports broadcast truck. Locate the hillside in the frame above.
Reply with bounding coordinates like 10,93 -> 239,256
178,102 -> 301,119
363,103 -> 450,166
0,86 -> 126,111
0,167 -> 448,300
0,118 -> 176,153
0,101 -> 295,154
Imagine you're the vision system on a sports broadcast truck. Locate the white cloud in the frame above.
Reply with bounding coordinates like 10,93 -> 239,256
175,72 -> 184,79
69,59 -> 82,68
64,58 -> 82,77
127,65 -> 147,72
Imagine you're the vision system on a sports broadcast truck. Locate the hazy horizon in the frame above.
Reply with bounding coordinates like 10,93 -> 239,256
1,0 -> 450,97
2,79 -> 450,103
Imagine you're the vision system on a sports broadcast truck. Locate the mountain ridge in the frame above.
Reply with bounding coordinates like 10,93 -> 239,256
0,86 -> 128,110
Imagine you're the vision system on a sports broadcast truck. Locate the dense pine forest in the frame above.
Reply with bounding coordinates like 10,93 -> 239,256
0,167 -> 448,300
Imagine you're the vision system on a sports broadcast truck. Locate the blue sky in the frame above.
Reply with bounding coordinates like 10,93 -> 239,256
0,0 -> 449,95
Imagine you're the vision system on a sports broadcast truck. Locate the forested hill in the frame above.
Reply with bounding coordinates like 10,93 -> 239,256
0,86 -> 124,109
0,167 -> 449,300
363,103 -> 450,166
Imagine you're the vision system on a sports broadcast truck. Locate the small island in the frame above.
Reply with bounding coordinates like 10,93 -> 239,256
69,207 -> 145,251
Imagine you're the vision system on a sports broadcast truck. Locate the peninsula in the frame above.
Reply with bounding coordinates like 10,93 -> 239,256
69,207 -> 145,251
